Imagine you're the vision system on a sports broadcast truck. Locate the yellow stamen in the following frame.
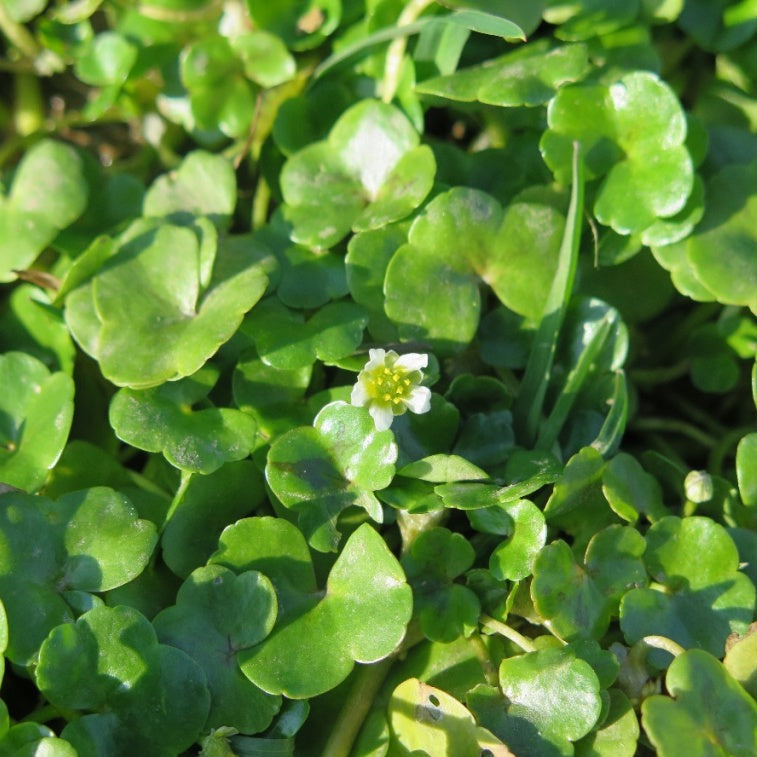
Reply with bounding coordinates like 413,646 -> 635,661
383,393 -> 392,401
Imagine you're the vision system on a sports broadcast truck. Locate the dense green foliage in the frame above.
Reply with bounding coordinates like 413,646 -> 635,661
0,0 -> 756,755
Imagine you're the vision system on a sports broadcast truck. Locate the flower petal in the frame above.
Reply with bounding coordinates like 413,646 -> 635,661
351,381 -> 369,406
369,403 -> 394,431
364,349 -> 386,371
394,352 -> 428,372
403,386 -> 431,415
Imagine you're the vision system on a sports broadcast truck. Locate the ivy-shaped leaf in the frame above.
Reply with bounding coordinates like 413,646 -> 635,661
109,367 -> 257,475
402,527 -> 481,643
388,679 -> 509,755
532,526 -> 647,642
686,159 -> 757,311
0,351 -> 73,493
211,518 -> 412,698
36,605 -> 210,756
143,151 -> 237,229
384,186 -> 566,355
0,487 -> 157,665
242,298 -> 368,371
64,219 -> 269,388
642,650 -> 757,756
281,100 -> 435,249
0,140 -> 88,282
266,401 -> 397,552
620,516 -> 756,659
468,646 -> 602,756
153,565 -> 280,734
541,71 -> 694,234
418,39 -> 590,107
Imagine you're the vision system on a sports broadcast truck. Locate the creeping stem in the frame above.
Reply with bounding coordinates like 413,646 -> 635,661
381,0 -> 436,103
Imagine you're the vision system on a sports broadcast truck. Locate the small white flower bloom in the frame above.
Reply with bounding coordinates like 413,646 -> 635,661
351,349 -> 431,430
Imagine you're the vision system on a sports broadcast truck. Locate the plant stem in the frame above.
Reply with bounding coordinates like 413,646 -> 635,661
320,658 -> 393,757
640,635 -> 686,659
320,622 -> 425,757
631,417 -> 717,449
381,0 -> 435,102
0,3 -> 41,61
160,470 -> 193,535
480,615 -> 537,653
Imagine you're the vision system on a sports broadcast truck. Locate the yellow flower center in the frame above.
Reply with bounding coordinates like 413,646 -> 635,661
369,366 -> 413,405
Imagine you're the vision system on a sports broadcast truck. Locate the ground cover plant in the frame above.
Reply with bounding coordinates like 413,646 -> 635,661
0,0 -> 756,754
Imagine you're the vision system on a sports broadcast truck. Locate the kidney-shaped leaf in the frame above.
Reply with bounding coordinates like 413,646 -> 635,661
0,140 -> 88,282
143,151 -> 236,229
109,368 -> 257,475
65,220 -> 269,388
154,564 -> 280,734
620,516 -> 756,659
0,487 -> 157,664
384,187 -> 565,355
642,649 -> 757,757
0,351 -> 73,493
266,401 -> 397,552
686,159 -> 757,312
388,678 -> 509,756
418,39 -> 590,107
281,100 -> 435,249
37,604 -> 210,755
541,71 -> 694,235
211,517 -> 412,698
402,528 -> 480,643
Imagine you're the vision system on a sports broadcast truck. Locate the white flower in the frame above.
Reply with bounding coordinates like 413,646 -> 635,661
351,349 -> 432,431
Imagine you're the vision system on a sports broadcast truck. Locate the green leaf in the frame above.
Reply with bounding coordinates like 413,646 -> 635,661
724,626 -> 757,699
243,298 -> 368,370
233,351 -> 312,445
0,351 -> 73,492
541,72 -> 693,235
388,678 -> 505,755
154,564 -> 280,733
531,540 -> 612,641
500,647 -> 602,742
574,688 -> 639,757
642,650 -> 757,757
544,447 -> 618,549
398,454 -> 489,483
74,31 -> 138,86
0,284 -> 76,374
620,516 -> 756,659
0,724 -> 77,757
488,499 -> 547,581
384,186 -> 566,355
161,461 -> 266,578
602,452 -> 668,523
687,160 -> 757,310
245,0 -> 341,50
65,221 -> 269,388
231,31 -> 296,88
513,142 -> 583,445
0,140 -> 88,282
266,401 -> 396,552
109,371 -> 257,475
143,151 -> 237,229
0,487 -> 157,664
281,100 -> 435,249
212,518 -> 412,698
418,40 -> 590,107
402,527 -> 480,642
37,604 -> 210,755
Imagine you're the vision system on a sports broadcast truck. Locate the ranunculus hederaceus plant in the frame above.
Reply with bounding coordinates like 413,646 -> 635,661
0,1 -> 755,756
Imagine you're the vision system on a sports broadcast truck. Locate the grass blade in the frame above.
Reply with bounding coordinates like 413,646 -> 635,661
513,141 -> 585,447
